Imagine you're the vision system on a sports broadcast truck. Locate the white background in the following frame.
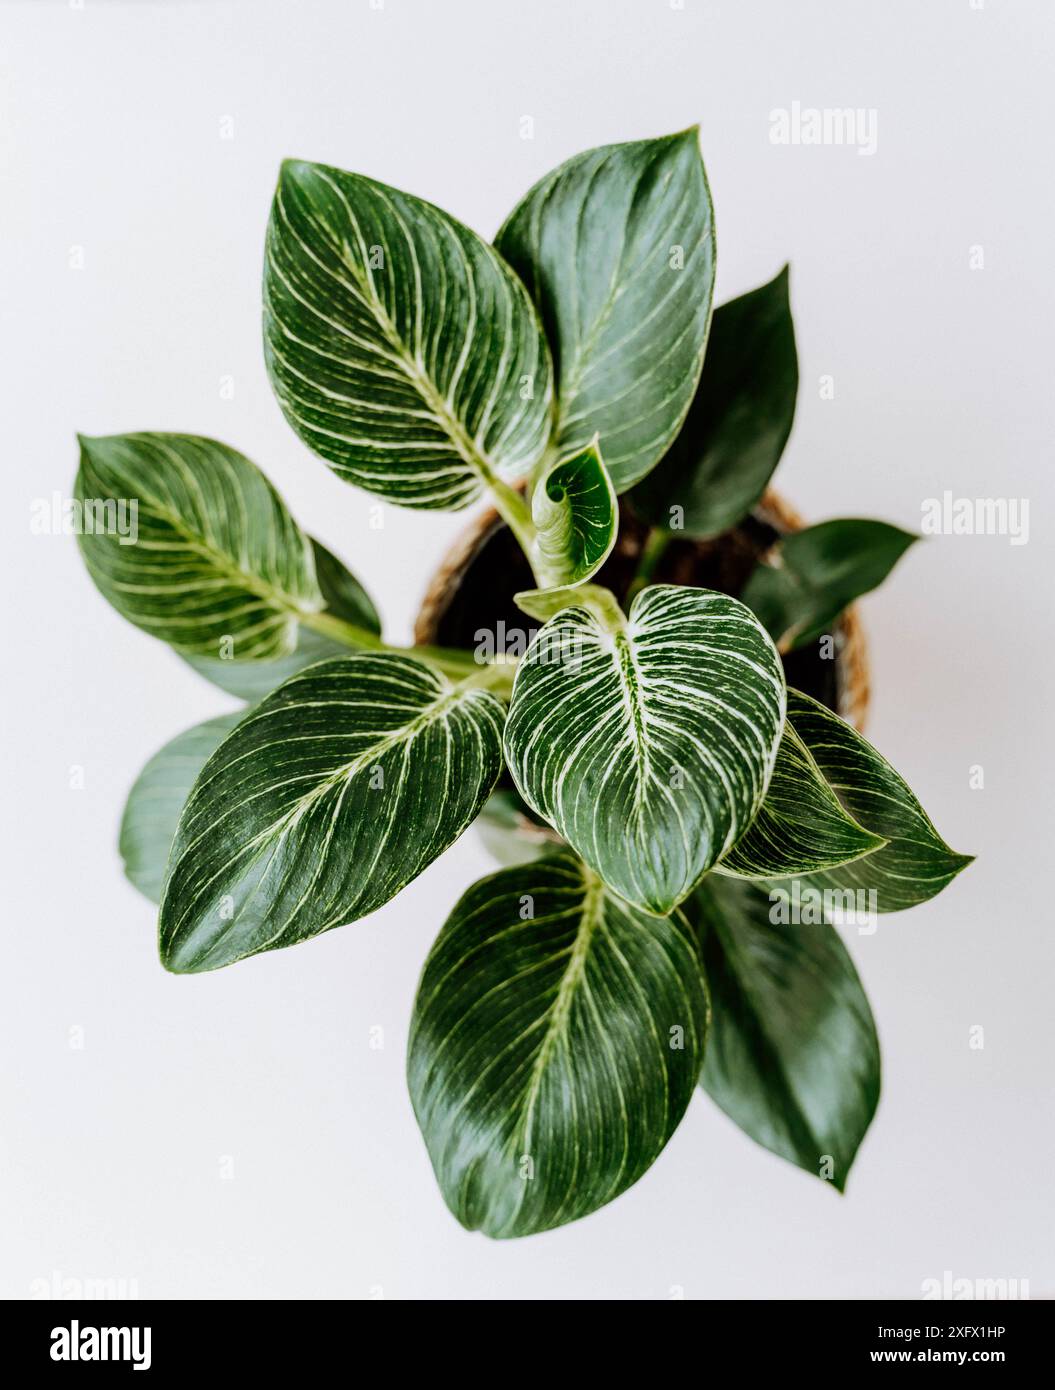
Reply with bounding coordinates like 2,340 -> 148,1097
2,0 -> 1052,1300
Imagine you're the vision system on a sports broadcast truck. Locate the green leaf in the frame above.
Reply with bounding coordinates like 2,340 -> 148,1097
766,690 -> 973,912
716,720 -> 885,879
496,129 -> 715,492
159,655 -> 504,973
475,790 -> 562,867
264,158 -> 553,510
504,584 -> 786,914
529,438 -> 616,590
408,851 -> 709,1238
75,432 -> 323,659
119,713 -> 244,903
631,266 -> 798,537
689,875 -> 879,1191
741,518 -> 918,652
180,538 -> 381,700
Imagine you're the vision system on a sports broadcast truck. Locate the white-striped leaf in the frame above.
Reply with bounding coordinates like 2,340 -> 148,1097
503,584 -> 786,914
180,538 -> 381,700
765,690 -> 973,912
408,851 -> 709,1238
716,719 -> 885,878
689,875 -> 879,1190
496,129 -> 715,492
75,433 -> 322,659
529,438 -> 616,590
159,655 -> 504,972
264,159 -> 553,510
120,713 -> 244,903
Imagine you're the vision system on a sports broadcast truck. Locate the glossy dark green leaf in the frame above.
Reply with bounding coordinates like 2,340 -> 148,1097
264,159 -> 553,510
75,432 -> 323,659
766,690 -> 973,912
119,713 -> 243,903
631,266 -> 797,537
717,720 -> 885,878
504,584 -> 786,914
160,655 -> 504,972
408,851 -> 709,1238
496,129 -> 714,492
741,518 -> 918,652
180,538 -> 381,700
689,874 -> 879,1191
529,438 -> 617,590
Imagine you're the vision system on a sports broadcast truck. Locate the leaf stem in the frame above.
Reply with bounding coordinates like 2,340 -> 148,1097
489,477 -> 540,576
300,609 -> 484,682
626,527 -> 673,603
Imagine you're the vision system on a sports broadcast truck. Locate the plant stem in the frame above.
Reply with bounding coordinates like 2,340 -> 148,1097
300,609 -> 483,682
489,476 -> 539,574
626,527 -> 673,603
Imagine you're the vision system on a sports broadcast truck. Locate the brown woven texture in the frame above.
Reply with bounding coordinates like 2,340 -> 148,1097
414,488 -> 871,732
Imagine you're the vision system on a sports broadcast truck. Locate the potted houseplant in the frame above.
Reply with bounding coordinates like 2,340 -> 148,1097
76,128 -> 971,1238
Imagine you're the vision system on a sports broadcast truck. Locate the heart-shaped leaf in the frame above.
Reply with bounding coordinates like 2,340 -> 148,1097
75,432 -> 323,659
120,713 -> 244,903
529,438 -> 616,590
408,851 -> 709,1238
160,655 -> 504,972
496,129 -> 715,492
689,874 -> 879,1191
716,720 -> 885,878
766,690 -> 973,912
741,518 -> 917,652
631,266 -> 797,537
180,538 -> 381,700
264,159 -> 553,510
504,584 -> 786,914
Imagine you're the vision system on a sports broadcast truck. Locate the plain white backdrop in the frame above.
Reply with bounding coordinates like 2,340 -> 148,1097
2,0 -> 1053,1299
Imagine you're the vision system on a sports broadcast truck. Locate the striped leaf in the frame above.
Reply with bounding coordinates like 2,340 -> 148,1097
496,129 -> 715,492
120,713 -> 244,903
75,432 -> 322,660
631,266 -> 798,537
742,518 -> 918,652
504,584 -> 786,914
716,720 -> 885,879
180,538 -> 381,700
689,875 -> 879,1191
264,159 -> 553,510
529,438 -> 616,590
766,690 -> 973,912
408,851 -> 709,1238
160,655 -> 504,973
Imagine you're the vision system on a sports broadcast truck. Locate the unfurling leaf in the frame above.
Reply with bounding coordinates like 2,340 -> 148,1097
497,129 -> 714,492
75,432 -> 322,659
264,159 -> 553,509
631,266 -> 797,537
741,518 -> 917,651
689,874 -> 879,1191
408,851 -> 709,1238
504,584 -> 785,914
159,655 -> 504,972
765,690 -> 973,912
529,438 -> 617,590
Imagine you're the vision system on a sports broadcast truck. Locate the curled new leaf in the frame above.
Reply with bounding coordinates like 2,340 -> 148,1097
529,438 -> 617,590
504,584 -> 786,914
497,129 -> 715,491
408,851 -> 709,1238
160,655 -> 504,972
264,159 -> 553,510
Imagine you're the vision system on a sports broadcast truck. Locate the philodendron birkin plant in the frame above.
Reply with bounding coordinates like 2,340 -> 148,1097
76,128 -> 972,1239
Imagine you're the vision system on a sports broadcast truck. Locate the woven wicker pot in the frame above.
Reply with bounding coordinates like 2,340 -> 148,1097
415,488 -> 871,732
